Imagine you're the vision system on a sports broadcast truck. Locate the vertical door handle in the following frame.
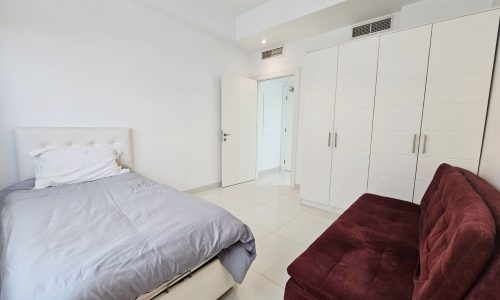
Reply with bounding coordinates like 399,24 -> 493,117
422,134 -> 428,154
334,132 -> 338,148
412,134 -> 417,154
328,132 -> 332,147
222,131 -> 230,142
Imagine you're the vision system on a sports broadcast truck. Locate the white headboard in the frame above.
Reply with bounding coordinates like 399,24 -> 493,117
14,127 -> 133,181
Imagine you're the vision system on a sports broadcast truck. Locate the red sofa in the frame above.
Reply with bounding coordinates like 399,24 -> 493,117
285,164 -> 500,300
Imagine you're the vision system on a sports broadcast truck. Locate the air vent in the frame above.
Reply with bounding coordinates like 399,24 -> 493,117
352,17 -> 392,39
352,24 -> 371,38
262,47 -> 284,60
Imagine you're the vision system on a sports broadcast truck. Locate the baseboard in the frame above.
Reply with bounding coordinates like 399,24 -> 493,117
301,199 -> 345,214
184,182 -> 221,194
258,167 -> 280,176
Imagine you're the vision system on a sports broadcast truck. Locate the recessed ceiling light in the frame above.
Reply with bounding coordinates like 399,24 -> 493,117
261,39 -> 267,44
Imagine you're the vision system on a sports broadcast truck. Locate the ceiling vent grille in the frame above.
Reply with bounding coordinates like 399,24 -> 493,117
262,47 -> 284,60
352,17 -> 392,38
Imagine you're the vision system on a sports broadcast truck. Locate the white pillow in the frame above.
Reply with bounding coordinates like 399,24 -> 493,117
29,145 -> 129,189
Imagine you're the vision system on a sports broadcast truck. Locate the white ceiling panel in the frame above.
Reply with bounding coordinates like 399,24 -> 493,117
132,0 -> 268,41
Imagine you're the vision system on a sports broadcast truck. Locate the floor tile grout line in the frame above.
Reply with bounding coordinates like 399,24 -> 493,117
201,195 -> 337,230
199,171 -> 338,247
270,221 -> 315,249
273,232 -> 309,248
250,268 -> 289,289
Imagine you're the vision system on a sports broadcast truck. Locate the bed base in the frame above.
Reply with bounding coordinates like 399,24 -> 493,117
138,259 -> 235,300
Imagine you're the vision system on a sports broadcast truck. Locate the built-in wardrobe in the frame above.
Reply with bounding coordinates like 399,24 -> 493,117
300,10 -> 500,211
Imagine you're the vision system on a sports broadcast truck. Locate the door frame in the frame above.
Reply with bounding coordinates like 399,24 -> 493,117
280,84 -> 293,172
256,68 -> 301,188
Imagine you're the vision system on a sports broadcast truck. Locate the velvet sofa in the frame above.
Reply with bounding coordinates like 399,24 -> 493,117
285,164 -> 500,300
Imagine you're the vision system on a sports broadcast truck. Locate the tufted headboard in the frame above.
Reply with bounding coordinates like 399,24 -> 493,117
14,127 -> 133,181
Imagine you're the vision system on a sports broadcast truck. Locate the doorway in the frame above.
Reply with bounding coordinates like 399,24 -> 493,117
257,76 -> 295,185
220,70 -> 299,189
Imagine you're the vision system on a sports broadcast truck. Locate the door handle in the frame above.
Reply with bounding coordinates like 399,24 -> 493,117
412,134 -> 417,154
334,132 -> 338,148
328,132 -> 332,147
422,134 -> 428,154
222,131 -> 230,142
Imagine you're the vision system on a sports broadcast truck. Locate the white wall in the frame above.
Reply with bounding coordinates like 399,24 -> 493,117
480,37 -> 500,190
0,0 -> 250,191
484,0 -> 500,190
251,0 -> 499,185
258,80 -> 283,172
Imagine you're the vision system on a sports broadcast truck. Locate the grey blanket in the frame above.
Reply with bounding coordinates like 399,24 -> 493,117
0,172 -> 256,300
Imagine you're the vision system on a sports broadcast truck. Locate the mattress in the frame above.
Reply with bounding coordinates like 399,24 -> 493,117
0,172 -> 256,300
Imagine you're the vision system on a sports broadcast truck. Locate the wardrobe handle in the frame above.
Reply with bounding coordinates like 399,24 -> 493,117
412,134 -> 417,154
328,132 -> 332,147
334,132 -> 338,148
422,134 -> 428,154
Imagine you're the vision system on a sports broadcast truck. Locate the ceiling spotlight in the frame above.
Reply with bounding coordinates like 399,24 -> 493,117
261,39 -> 267,44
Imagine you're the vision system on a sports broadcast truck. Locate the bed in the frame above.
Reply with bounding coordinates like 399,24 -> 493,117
0,127 -> 256,300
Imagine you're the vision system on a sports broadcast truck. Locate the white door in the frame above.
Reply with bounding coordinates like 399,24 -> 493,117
280,86 -> 294,171
300,47 -> 339,206
221,76 -> 258,187
368,25 -> 432,202
330,36 -> 379,210
414,11 -> 500,203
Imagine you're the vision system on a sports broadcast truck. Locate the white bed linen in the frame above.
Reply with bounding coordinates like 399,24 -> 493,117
30,145 -> 129,189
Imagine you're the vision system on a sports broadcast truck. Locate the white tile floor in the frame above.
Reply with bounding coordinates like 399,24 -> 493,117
194,172 -> 340,300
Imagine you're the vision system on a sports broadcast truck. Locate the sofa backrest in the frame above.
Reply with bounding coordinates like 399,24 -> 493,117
413,164 -> 496,300
461,168 -> 500,300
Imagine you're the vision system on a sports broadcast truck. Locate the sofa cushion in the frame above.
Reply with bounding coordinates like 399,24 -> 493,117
414,164 -> 496,300
287,194 -> 420,300
285,278 -> 317,300
460,168 -> 500,300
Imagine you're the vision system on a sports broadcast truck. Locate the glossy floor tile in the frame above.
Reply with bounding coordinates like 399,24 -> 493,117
194,172 -> 340,300
238,206 -> 298,231
219,270 -> 284,300
250,234 -> 306,287
275,217 -> 330,247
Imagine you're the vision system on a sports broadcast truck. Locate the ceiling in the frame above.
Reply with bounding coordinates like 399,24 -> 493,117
262,75 -> 295,86
132,0 -> 269,41
237,0 -> 425,51
132,0 -> 426,51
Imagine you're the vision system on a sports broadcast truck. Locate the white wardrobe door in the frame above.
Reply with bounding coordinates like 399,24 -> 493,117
300,47 -> 339,205
414,11 -> 500,203
368,25 -> 432,202
330,36 -> 379,210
